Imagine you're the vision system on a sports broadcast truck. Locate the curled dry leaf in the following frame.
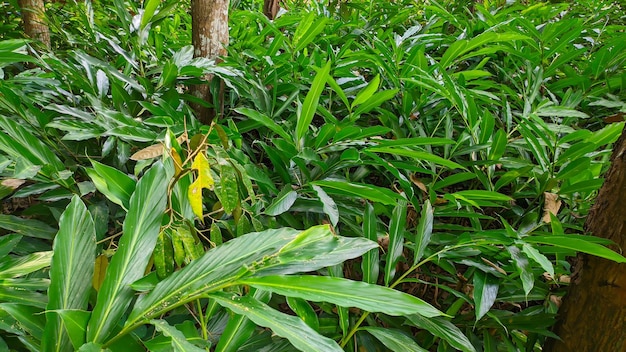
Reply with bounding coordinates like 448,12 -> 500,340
410,173 -> 428,193
542,192 -> 562,223
1,178 -> 25,189
130,133 -> 189,161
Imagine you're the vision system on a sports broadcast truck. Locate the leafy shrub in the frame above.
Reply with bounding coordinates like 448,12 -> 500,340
0,0 -> 625,351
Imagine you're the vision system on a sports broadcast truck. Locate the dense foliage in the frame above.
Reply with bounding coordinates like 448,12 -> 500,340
0,0 -> 625,351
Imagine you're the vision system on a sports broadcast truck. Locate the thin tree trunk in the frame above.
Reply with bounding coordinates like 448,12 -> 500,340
18,0 -> 51,49
545,126 -> 626,351
190,0 -> 229,125
263,0 -> 280,19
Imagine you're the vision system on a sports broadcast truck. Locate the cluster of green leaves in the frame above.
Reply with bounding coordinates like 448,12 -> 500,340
0,0 -> 625,351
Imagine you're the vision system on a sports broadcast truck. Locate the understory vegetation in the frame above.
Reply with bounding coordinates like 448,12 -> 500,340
0,0 -> 625,351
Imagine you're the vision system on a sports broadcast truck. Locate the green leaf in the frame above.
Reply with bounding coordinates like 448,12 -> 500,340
414,200 -> 433,264
296,61 -> 331,147
87,161 -> 173,343
352,74 -> 380,109
0,303 -> 46,340
522,243 -> 554,278
150,319 -> 205,352
215,289 -> 271,352
140,0 -> 160,30
0,251 -> 52,279
210,292 -> 343,352
362,327 -> 427,352
125,227 -> 302,327
525,235 -> 626,263
0,215 -> 56,240
219,160 -> 239,214
86,160 -> 136,210
361,203 -> 379,285
507,246 -> 534,296
293,14 -> 328,52
473,271 -> 498,321
407,314 -> 476,352
264,186 -> 297,216
238,275 -> 444,318
385,201 -> 407,286
286,296 -> 319,331
311,180 -> 401,206
312,185 -> 338,226
235,108 -> 291,141
366,146 -> 465,170
353,89 -> 399,117
43,196 -> 96,352
57,310 -> 91,350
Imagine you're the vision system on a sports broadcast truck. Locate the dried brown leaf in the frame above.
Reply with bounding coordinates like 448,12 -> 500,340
542,192 -> 562,223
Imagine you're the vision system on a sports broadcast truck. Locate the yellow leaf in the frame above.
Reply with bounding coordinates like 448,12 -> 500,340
92,254 -> 109,291
170,148 -> 183,177
188,153 -> 215,221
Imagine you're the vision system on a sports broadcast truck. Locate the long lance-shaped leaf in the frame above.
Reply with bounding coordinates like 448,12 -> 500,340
87,160 -> 173,343
296,61 -> 331,148
214,289 -> 271,352
361,203 -> 379,284
125,227 -> 302,329
125,225 -> 371,331
210,292 -> 343,352
385,201 -> 407,286
238,275 -> 444,318
43,196 -> 96,352
414,200 -> 433,264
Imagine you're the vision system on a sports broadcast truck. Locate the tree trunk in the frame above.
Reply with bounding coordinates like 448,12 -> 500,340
190,0 -> 229,125
263,0 -> 280,19
18,0 -> 51,49
545,125 -> 626,351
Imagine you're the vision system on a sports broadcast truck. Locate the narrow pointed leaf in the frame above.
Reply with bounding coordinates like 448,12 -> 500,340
215,289 -> 271,352
311,180 -> 401,206
524,235 -> 626,263
188,153 -> 214,221
86,160 -> 135,210
414,200 -> 433,264
150,319 -> 205,352
362,327 -> 427,352
361,203 -> 379,284
352,74 -> 380,109
238,275 -> 444,317
312,185 -> 338,226
507,246 -> 534,296
126,227 -> 302,327
87,161 -> 173,343
385,201 -> 407,286
43,196 -> 96,352
57,310 -> 91,350
210,292 -> 343,352
264,186 -> 297,216
296,61 -> 331,146
473,271 -> 498,321
407,314 -> 476,352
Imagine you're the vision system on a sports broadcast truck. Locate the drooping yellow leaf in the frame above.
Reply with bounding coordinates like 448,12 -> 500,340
542,192 -> 561,223
170,148 -> 183,177
188,153 -> 215,221
92,254 -> 109,291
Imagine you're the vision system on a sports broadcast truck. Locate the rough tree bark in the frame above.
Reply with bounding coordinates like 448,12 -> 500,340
190,0 -> 229,125
18,0 -> 51,49
263,0 -> 280,19
545,125 -> 626,351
